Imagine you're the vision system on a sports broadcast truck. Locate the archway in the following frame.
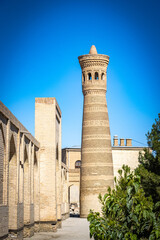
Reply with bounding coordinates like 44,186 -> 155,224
34,147 -> 39,223
24,144 -> 29,224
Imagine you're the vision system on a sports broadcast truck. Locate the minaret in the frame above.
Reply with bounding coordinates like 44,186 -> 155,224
78,45 -> 114,217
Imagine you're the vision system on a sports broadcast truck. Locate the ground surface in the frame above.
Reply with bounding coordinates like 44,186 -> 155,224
25,218 -> 92,240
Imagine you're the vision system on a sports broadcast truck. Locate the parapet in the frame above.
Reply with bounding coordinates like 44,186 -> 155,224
113,135 -> 132,147
35,97 -> 61,117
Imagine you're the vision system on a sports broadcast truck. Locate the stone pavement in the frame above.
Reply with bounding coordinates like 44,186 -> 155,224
25,217 -> 92,240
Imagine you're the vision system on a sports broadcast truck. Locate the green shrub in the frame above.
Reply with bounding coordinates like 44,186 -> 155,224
87,165 -> 160,240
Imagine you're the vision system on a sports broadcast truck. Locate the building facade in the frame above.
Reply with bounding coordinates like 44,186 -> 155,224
35,97 -> 69,231
62,139 -> 144,215
62,148 -> 81,215
0,101 -> 40,239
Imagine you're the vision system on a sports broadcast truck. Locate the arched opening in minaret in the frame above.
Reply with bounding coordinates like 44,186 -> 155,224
101,73 -> 105,80
88,73 -> 92,80
83,74 -> 85,82
95,72 -> 99,80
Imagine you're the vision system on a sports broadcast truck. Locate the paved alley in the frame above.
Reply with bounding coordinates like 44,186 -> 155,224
25,218 -> 92,240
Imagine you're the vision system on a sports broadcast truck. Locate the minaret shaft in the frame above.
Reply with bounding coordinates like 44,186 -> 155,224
78,46 -> 114,217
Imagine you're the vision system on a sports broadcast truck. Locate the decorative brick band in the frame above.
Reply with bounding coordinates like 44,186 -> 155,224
83,89 -> 106,96
83,120 -> 109,126
35,97 -> 56,104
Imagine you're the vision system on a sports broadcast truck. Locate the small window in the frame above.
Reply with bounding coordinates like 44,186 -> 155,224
83,74 -> 85,82
95,72 -> 99,80
75,160 -> 81,168
56,143 -> 58,160
88,73 -> 92,80
101,73 -> 105,80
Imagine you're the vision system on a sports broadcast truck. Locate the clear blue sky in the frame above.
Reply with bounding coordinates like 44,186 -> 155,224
0,0 -> 159,148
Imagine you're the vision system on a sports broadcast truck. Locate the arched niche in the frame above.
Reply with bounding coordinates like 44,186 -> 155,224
0,124 -> 5,205
24,144 -> 29,205
9,134 -> 17,228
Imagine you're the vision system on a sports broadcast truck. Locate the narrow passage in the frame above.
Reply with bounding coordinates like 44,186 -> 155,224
25,218 -> 92,240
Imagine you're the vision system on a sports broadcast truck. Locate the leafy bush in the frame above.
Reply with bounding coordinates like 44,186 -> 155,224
87,165 -> 160,240
136,114 -> 160,204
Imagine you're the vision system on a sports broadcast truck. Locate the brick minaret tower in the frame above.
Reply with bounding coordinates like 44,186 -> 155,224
78,45 -> 114,217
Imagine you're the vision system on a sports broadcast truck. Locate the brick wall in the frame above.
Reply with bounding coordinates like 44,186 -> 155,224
0,101 -> 40,239
35,98 -> 59,227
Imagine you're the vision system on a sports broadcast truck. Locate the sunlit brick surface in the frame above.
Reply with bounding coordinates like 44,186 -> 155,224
78,46 -> 114,217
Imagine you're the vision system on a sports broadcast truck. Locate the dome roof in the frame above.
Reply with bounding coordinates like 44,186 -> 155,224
89,45 -> 97,54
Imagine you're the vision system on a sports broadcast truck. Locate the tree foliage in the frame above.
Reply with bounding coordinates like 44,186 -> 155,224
87,165 -> 160,240
136,114 -> 160,204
